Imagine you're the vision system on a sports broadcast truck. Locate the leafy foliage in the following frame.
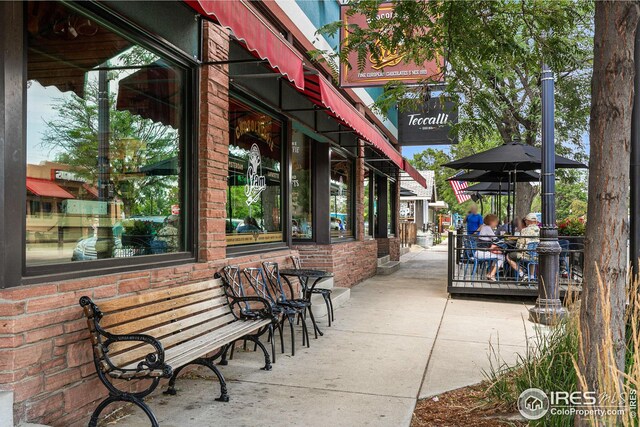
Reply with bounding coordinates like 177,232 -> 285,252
321,0 -> 592,148
41,80 -> 179,216
318,0 -> 592,213
411,133 -> 504,215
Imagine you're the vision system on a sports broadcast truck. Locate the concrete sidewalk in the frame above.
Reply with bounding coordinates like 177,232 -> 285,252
113,242 -> 537,427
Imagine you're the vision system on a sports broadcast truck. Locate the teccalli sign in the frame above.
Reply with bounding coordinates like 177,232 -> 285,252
339,2 -> 443,88
398,98 -> 458,146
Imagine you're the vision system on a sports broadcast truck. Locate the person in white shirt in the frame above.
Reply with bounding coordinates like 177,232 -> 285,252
475,214 -> 504,282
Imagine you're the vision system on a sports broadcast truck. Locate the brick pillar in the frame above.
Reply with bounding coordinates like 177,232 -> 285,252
199,22 -> 230,262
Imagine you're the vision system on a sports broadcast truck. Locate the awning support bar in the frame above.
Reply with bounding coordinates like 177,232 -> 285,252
201,59 -> 268,66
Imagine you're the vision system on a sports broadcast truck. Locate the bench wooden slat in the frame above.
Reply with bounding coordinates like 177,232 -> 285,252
109,310 -> 244,368
118,319 -> 271,372
101,287 -> 225,328
108,310 -> 236,355
99,279 -> 222,313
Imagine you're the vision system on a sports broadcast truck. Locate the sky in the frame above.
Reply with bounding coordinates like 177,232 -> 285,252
26,81 -> 67,164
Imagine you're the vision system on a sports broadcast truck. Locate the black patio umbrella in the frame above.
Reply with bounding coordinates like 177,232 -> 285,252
464,182 -> 514,195
443,141 -> 586,171
447,170 -> 540,183
449,170 -> 539,219
445,142 -> 585,225
464,182 -> 516,220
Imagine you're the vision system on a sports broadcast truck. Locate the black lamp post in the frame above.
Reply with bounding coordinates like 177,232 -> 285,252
529,64 -> 566,325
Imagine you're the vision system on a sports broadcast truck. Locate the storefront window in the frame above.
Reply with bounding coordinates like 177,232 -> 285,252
26,1 -> 187,266
330,150 -> 354,239
227,98 -> 283,246
364,169 -> 372,237
388,181 -> 395,236
291,130 -> 312,239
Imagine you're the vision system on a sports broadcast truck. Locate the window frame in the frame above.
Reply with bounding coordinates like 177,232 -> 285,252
226,92 -> 289,256
18,0 -> 200,285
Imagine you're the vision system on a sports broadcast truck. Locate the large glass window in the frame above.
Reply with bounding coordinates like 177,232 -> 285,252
26,1 -> 188,266
388,181 -> 395,236
227,98 -> 283,246
330,150 -> 354,239
291,129 -> 312,240
364,168 -> 372,237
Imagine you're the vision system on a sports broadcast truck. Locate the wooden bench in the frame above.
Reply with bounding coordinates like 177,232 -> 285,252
79,276 -> 275,427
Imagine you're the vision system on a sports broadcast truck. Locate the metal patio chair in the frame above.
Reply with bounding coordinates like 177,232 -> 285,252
291,255 -> 334,327
521,242 -> 539,281
221,266 -> 281,363
262,262 -> 313,347
244,267 -> 308,356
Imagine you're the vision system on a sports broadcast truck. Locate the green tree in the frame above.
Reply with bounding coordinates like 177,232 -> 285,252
410,133 -> 504,216
554,170 -> 588,220
318,0 -> 592,221
41,79 -> 179,217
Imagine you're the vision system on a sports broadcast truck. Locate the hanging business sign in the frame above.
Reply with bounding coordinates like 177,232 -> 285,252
398,98 -> 458,146
339,3 -> 442,88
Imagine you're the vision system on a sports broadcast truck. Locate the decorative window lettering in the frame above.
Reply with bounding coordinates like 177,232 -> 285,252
235,118 -> 274,150
244,144 -> 267,206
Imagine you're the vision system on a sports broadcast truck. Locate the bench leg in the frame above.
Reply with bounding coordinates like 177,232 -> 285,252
89,394 -> 159,427
219,342 -> 232,366
245,335 -> 272,371
197,358 -> 230,402
164,364 -> 187,396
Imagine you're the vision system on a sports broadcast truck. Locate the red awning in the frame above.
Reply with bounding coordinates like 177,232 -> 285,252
300,73 -> 406,167
185,0 -> 306,90
403,159 -> 427,188
27,178 -> 75,199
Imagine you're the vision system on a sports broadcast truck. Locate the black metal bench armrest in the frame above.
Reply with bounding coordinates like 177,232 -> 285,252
79,296 -> 171,378
229,296 -> 275,320
102,332 -> 172,378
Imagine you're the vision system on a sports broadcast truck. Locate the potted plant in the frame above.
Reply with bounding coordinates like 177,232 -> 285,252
558,216 -> 586,237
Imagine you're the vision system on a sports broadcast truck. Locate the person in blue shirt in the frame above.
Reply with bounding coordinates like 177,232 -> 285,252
465,205 -> 483,234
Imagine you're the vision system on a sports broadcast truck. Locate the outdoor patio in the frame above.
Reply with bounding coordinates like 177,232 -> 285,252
108,242 -> 541,427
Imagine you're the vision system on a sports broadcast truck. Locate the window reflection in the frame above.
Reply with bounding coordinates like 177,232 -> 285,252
26,1 -> 185,266
291,130 -> 312,239
330,150 -> 353,239
227,99 -> 283,246
364,169 -> 372,237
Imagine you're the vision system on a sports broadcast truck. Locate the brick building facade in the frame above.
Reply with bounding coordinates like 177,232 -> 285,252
0,2 -> 424,425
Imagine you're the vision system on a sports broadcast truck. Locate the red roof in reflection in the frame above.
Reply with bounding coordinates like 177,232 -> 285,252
26,178 -> 75,199
82,183 -> 99,198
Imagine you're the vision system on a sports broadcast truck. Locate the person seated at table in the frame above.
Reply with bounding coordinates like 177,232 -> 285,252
475,214 -> 504,282
506,213 -> 540,279
465,205 -> 483,234
497,217 -> 512,235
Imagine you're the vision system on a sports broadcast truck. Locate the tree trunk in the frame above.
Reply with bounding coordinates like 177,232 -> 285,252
578,2 -> 639,425
514,182 -> 537,228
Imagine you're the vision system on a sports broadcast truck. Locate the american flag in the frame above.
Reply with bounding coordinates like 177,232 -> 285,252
449,171 -> 471,203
